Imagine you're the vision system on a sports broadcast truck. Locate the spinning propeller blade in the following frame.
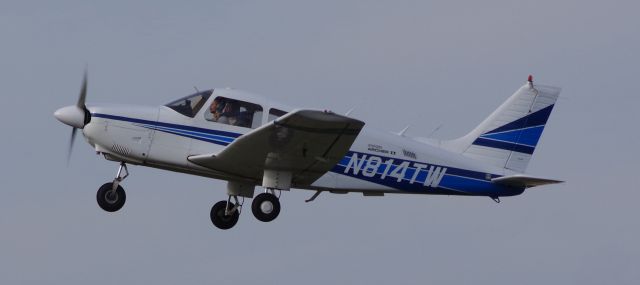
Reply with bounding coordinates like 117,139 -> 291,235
77,70 -> 87,109
62,70 -> 89,165
67,128 -> 77,165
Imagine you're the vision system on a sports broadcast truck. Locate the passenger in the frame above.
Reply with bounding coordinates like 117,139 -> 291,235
206,98 -> 228,123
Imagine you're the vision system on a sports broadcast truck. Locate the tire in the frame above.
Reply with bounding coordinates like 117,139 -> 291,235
251,193 -> 280,222
97,182 -> 126,212
210,200 -> 240,230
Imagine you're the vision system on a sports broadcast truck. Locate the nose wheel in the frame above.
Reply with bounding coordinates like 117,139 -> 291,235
251,192 -> 280,222
97,162 -> 128,212
97,182 -> 126,212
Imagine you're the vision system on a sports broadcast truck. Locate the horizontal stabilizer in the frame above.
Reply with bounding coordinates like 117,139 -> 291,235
492,174 -> 563,188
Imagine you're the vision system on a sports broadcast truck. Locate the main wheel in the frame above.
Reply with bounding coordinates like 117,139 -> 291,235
97,182 -> 126,212
251,193 -> 280,222
210,200 -> 240,230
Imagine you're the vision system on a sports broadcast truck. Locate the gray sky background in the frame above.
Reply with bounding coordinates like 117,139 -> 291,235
1,0 -> 638,284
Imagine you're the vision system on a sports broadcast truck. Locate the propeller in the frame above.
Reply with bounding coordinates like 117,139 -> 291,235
54,70 -> 91,164
68,127 -> 77,164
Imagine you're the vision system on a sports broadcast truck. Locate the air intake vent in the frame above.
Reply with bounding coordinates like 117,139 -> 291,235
111,143 -> 131,156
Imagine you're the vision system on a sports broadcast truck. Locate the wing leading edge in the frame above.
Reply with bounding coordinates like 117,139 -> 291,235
188,109 -> 365,185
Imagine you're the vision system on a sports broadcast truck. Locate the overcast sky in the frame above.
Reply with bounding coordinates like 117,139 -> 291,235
1,0 -> 639,284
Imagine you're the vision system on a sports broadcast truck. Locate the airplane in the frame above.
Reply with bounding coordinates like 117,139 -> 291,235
54,73 -> 563,230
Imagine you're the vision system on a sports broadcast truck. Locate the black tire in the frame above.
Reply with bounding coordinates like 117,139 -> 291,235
251,193 -> 280,222
210,200 -> 240,230
97,182 -> 126,212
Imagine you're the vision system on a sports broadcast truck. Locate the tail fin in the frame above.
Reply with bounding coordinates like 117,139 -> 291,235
443,76 -> 561,173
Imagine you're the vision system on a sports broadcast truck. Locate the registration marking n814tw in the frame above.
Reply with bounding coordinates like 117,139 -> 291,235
343,152 -> 447,188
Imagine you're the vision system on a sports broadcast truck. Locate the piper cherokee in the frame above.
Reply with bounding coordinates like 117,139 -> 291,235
54,73 -> 562,230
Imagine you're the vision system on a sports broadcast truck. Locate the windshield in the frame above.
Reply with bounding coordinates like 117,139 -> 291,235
165,90 -> 213,117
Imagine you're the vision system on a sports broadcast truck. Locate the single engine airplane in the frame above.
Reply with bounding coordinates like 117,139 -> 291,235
54,73 -> 562,230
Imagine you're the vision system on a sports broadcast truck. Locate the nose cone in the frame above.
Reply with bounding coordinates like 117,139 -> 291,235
54,105 -> 86,129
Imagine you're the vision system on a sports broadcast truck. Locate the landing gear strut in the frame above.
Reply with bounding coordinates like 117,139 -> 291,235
210,196 -> 242,230
97,162 -> 128,212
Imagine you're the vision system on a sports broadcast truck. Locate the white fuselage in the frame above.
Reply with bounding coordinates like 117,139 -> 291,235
82,89 -> 524,198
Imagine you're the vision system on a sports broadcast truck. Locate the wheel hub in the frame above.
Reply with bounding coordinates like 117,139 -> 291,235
260,201 -> 274,214
105,191 -> 118,204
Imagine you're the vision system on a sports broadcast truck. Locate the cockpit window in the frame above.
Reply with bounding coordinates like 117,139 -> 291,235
205,96 -> 263,129
165,90 -> 213,118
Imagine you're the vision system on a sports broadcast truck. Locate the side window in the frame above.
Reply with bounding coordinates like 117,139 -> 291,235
204,96 -> 263,129
268,108 -> 287,122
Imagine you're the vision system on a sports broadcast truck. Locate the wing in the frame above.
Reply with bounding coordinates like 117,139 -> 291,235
492,174 -> 563,188
188,109 -> 365,185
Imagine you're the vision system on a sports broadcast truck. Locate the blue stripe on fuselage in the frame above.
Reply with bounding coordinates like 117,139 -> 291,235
331,151 -> 523,196
93,113 -> 523,197
92,113 -> 240,146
